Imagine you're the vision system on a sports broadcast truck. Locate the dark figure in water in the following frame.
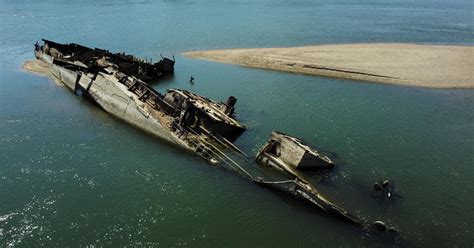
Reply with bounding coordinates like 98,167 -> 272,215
189,76 -> 194,84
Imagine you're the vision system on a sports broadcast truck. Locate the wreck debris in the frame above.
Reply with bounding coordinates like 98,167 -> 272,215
373,180 -> 392,198
254,131 -> 361,225
371,221 -> 400,238
372,179 -> 397,200
255,177 -> 361,225
256,131 -> 335,173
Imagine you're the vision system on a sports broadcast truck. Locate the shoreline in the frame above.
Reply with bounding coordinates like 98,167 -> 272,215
183,43 -> 473,88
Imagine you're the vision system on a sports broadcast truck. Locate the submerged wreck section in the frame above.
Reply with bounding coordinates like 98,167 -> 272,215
253,132 -> 356,224
36,39 -> 174,82
256,131 -> 335,173
255,178 -> 361,225
254,131 -> 399,238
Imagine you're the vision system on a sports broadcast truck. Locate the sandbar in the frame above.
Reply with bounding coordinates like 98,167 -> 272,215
183,44 -> 473,88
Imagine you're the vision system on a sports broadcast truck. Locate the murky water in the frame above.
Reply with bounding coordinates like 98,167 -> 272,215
1,0 -> 473,247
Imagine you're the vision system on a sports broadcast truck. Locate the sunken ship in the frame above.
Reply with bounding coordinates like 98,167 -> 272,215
31,39 -> 399,240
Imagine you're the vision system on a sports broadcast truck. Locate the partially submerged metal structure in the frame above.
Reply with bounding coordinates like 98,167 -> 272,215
256,131 -> 335,174
36,39 -> 174,82
32,40 -> 399,240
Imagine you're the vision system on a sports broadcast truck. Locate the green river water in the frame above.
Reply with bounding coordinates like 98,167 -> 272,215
0,0 -> 473,247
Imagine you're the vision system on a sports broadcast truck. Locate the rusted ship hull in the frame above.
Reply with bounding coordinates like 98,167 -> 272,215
34,44 -> 246,165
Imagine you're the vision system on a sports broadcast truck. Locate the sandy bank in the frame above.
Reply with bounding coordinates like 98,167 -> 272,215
23,60 -> 65,86
183,44 -> 473,88
22,60 -> 50,76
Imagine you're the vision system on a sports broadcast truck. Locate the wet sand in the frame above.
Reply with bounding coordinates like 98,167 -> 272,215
22,60 -> 50,76
23,59 -> 66,86
183,44 -> 473,88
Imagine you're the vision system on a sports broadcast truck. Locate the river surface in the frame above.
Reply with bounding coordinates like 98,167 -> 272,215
0,0 -> 473,247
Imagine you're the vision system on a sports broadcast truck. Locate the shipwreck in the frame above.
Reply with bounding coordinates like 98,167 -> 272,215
31,39 -> 399,240
35,39 -> 248,165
